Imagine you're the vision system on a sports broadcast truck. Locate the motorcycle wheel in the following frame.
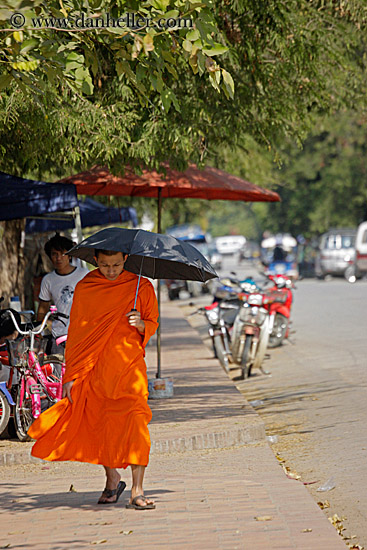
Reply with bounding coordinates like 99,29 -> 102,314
253,317 -> 270,370
213,334 -> 229,373
0,390 -> 11,436
240,335 -> 253,380
14,379 -> 33,442
268,314 -> 289,348
212,338 -> 218,359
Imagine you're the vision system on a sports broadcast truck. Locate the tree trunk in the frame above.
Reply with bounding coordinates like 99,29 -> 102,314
0,219 -> 26,307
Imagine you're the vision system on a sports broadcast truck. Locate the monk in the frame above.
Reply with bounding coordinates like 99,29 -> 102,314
28,250 -> 159,510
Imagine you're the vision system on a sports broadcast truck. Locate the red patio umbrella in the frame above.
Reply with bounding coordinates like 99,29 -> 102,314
58,164 -> 280,378
59,164 -> 279,232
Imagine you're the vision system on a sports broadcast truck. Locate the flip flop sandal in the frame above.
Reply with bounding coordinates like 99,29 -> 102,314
126,495 -> 156,510
97,481 -> 126,505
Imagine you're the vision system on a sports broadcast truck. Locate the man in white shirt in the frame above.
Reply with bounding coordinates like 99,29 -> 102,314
37,233 -> 89,355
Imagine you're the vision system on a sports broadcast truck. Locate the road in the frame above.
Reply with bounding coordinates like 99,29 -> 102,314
184,255 -> 367,548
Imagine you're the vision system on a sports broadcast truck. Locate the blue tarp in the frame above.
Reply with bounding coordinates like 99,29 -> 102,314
0,172 -> 138,231
0,171 -> 78,221
25,197 -> 138,233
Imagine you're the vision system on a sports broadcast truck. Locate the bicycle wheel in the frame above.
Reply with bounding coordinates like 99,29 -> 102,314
14,377 -> 33,442
0,389 -> 11,436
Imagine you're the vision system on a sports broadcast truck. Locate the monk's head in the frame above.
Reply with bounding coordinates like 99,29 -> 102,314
94,250 -> 128,281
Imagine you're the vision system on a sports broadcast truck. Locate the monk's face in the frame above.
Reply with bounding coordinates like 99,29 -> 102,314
95,252 -> 128,281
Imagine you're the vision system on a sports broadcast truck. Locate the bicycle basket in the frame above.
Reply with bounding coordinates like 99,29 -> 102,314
7,338 -> 28,366
33,335 -> 47,364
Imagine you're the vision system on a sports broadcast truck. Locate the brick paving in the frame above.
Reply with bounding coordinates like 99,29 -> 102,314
0,301 -> 347,549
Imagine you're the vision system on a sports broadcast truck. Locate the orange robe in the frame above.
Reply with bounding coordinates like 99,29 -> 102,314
28,269 -> 159,469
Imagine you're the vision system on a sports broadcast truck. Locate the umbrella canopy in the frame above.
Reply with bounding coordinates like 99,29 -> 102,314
58,164 -> 280,203
67,227 -> 218,282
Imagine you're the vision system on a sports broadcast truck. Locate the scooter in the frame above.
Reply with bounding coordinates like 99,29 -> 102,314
190,297 -> 240,372
231,291 -> 270,380
265,275 -> 294,348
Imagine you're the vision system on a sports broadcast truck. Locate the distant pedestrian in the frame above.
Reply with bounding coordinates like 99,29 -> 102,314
37,233 -> 89,354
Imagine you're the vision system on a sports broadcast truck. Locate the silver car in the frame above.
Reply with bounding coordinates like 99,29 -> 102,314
315,229 -> 356,278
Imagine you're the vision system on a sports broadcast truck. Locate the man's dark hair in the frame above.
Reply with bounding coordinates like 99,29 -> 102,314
44,233 -> 75,259
95,249 -> 127,258
0,309 -> 21,338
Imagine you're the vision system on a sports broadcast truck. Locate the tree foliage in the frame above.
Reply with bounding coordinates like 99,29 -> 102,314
1,1 -> 367,175
260,111 -> 367,237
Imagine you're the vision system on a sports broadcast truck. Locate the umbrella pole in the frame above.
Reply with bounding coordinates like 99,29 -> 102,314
156,188 -> 162,378
132,257 -> 144,311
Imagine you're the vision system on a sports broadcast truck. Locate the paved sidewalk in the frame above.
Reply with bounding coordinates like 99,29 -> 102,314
0,301 -> 346,549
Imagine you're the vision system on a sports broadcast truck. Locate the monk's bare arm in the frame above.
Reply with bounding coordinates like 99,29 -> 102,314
126,310 -> 145,334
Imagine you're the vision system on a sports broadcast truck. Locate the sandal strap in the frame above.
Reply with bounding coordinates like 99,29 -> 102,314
101,487 -> 118,499
132,495 -> 147,505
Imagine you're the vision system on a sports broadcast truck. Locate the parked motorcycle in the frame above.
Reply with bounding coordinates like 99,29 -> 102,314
231,291 -> 270,380
265,275 -> 294,348
191,297 -> 240,372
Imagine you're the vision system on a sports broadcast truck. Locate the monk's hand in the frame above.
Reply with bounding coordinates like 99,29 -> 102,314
62,380 -> 75,403
126,310 -> 145,334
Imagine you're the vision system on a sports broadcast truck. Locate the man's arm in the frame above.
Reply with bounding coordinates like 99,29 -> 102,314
37,299 -> 51,322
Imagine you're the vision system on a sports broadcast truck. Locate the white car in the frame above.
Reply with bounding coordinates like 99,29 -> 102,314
215,235 -> 246,255
355,221 -> 367,279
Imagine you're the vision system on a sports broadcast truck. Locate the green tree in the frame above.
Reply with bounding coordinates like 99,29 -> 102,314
1,0 -> 367,174
257,111 -> 367,238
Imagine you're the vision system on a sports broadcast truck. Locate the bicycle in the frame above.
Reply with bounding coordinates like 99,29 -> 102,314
6,307 -> 68,441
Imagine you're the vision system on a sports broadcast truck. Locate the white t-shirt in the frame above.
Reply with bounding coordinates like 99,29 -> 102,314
38,267 -> 89,338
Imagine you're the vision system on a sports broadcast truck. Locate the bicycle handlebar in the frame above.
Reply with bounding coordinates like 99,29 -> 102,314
7,310 -> 69,337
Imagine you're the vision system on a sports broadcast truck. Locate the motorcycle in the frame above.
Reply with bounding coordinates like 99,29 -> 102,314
265,275 -> 294,348
191,297 -> 240,373
231,290 -> 270,380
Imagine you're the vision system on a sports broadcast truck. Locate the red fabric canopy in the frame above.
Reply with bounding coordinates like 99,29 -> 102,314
58,164 -> 280,203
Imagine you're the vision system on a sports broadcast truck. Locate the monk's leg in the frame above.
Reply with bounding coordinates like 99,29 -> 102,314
130,464 -> 154,507
98,466 -> 122,503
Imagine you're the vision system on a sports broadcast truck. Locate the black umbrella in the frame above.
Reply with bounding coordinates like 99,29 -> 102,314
67,227 -> 218,378
67,227 -> 217,282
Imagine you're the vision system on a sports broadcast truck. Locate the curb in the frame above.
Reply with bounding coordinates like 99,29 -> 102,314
150,422 -> 266,454
0,412 -> 266,466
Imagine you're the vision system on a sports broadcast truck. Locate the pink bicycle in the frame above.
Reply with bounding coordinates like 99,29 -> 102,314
7,308 -> 67,441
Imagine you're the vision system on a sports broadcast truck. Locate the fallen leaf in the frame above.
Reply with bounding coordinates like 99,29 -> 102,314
282,464 -> 301,480
91,541 -> 107,545
254,516 -> 272,521
119,531 -> 133,535
69,484 -> 77,492
317,500 -> 330,509
302,528 -> 312,532
1,545 -> 11,549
